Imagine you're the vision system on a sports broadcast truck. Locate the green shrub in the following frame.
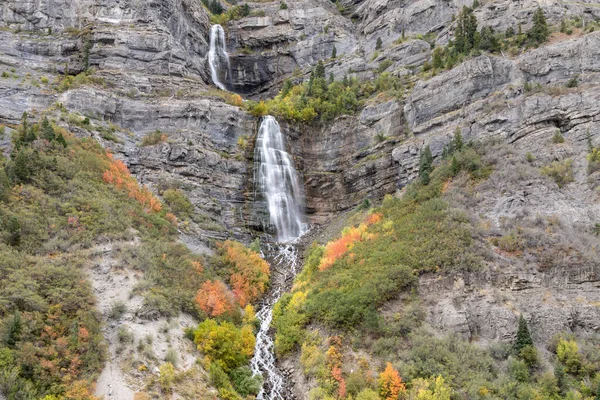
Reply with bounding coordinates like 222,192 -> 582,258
162,188 -> 194,219
229,366 -> 262,397
378,59 -> 393,72
109,300 -> 127,319
141,130 -> 168,146
525,152 -> 535,163
541,159 -> 574,188
566,76 -> 578,88
552,131 -> 565,143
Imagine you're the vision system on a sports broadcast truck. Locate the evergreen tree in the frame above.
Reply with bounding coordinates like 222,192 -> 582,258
281,79 -> 293,97
41,117 -> 55,141
454,6 -> 479,54
472,0 -> 479,8
329,72 -> 334,84
480,26 -> 500,52
376,37 -> 383,50
5,215 -> 21,247
432,47 -> 444,69
528,8 -> 549,46
450,155 -> 460,176
11,149 -> 31,183
505,26 -> 515,37
3,311 -> 21,347
452,127 -> 464,152
419,145 -> 433,185
331,44 -> 337,59
56,132 -> 68,148
514,314 -> 533,353
314,60 -> 326,79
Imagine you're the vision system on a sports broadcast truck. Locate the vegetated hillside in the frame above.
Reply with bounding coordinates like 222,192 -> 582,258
0,115 -> 272,399
275,136 -> 600,399
1,0 -> 600,398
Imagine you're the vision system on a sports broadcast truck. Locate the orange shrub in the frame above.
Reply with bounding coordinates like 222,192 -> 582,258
378,362 -> 405,400
218,241 -> 270,307
102,153 -> 162,213
195,280 -> 236,317
318,213 -> 382,271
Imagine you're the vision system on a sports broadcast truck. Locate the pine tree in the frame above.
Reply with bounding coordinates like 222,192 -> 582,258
480,26 -> 500,52
56,132 -> 67,148
376,37 -> 383,50
454,6 -> 479,54
419,145 -> 433,185
331,44 -> 337,59
315,60 -> 326,79
329,72 -> 334,83
432,47 -> 444,69
528,8 -> 549,46
514,314 -> 533,353
3,311 -> 21,347
452,127 -> 464,151
41,117 -> 55,141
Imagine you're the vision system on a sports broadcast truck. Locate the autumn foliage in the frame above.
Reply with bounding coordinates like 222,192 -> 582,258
378,362 -> 405,400
326,336 -> 347,398
218,240 -> 270,307
195,280 -> 237,317
318,213 -> 381,271
102,153 -> 162,213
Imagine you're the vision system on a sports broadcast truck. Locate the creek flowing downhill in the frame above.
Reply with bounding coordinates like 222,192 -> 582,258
250,116 -> 307,399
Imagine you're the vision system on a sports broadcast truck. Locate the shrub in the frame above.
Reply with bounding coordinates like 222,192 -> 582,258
566,76 -> 578,88
379,362 -> 405,400
141,130 -> 168,146
194,319 -> 255,372
525,152 -> 535,163
162,189 -> 194,219
586,147 -> 600,174
541,159 -> 574,188
109,300 -> 127,319
556,339 -> 582,375
195,280 -> 237,317
280,1 -> 288,9
215,240 -> 270,307
552,131 -> 565,144
378,59 -> 393,73
229,366 -> 262,396
159,362 -> 176,392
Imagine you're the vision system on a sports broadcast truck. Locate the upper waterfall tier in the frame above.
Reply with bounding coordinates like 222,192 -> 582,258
208,24 -> 231,91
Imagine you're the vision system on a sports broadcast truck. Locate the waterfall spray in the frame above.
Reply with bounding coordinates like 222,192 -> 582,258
208,24 -> 231,90
254,115 -> 306,242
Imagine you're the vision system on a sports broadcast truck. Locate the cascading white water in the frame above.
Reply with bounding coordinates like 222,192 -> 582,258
208,24 -> 231,90
251,244 -> 301,400
251,115 -> 307,399
254,115 -> 307,243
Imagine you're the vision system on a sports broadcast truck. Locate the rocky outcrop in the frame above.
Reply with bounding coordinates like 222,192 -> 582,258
225,0 -> 359,94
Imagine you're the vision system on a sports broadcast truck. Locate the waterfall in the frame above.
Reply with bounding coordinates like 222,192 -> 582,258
254,115 -> 306,243
251,116 -> 306,399
251,243 -> 301,400
208,24 -> 231,91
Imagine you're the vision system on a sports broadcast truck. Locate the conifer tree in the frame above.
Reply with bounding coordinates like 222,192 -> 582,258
331,44 -> 337,59
454,6 -> 479,54
41,117 -> 56,141
376,37 -> 383,50
514,314 -> 533,353
528,8 -> 549,46
419,145 -> 433,185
